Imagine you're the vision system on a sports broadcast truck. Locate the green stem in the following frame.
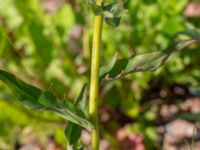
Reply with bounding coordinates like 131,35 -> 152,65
89,0 -> 104,149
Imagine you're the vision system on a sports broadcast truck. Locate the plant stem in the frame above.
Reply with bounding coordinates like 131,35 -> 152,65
89,0 -> 104,149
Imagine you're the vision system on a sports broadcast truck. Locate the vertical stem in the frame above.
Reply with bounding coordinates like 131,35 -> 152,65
89,0 -> 104,150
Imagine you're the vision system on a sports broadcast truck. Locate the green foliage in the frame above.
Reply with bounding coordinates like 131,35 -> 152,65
179,113 -> 200,122
0,70 -> 93,129
1,0 -> 200,149
0,69 -> 44,110
88,0 -> 103,15
100,38 -> 198,82
65,84 -> 88,149
0,99 -> 66,149
88,0 -> 123,27
103,2 -> 123,28
65,123 -> 82,148
178,29 -> 200,41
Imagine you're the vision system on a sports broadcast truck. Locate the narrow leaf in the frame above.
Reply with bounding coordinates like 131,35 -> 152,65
179,113 -> 200,122
65,83 -> 89,149
0,70 -> 43,110
100,39 -> 197,82
177,29 -> 200,41
0,70 -> 93,129
99,53 -> 118,81
65,122 -> 82,146
74,84 -> 88,113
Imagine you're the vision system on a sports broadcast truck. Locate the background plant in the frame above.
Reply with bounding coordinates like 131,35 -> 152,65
0,0 -> 200,149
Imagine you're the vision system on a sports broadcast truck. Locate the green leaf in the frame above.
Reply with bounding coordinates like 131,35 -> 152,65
105,16 -> 121,28
103,2 -> 124,28
177,29 -> 200,41
103,2 -> 115,12
88,0 -> 103,15
74,84 -> 88,114
0,70 -> 93,129
39,91 -> 62,108
179,113 -> 200,122
65,84 -> 89,149
88,1 -> 124,27
99,53 -> 118,81
103,2 -> 122,15
65,122 -> 82,147
0,70 -> 44,110
99,39 -> 197,82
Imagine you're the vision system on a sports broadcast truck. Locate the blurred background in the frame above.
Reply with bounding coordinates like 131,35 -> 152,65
0,0 -> 200,149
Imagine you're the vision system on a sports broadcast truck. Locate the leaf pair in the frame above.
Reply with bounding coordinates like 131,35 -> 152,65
0,70 -> 93,129
103,2 -> 123,28
88,0 -> 124,27
88,0 -> 103,15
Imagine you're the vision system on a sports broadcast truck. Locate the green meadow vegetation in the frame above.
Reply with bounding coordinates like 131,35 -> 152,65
0,0 -> 200,149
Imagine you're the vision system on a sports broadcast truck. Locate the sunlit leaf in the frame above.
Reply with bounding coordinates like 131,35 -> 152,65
0,70 -> 93,129
0,70 -> 44,110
